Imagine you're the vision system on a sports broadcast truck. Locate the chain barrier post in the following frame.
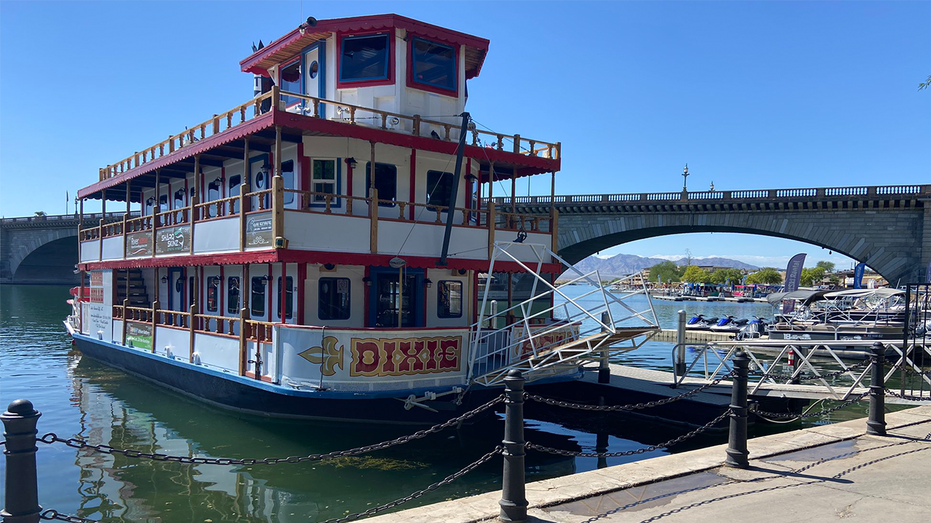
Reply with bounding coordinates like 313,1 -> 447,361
675,310 -> 687,379
867,341 -> 887,436
500,370 -> 527,523
598,311 -> 611,384
1,399 -> 42,523
724,350 -> 750,468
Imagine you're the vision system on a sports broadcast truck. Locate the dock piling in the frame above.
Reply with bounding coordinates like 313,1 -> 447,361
500,370 -> 527,523
867,342 -> 887,436
1,399 -> 42,523
724,350 -> 750,468
598,311 -> 610,383
675,310 -> 686,378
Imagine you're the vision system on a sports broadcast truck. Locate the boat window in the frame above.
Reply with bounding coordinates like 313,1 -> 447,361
229,175 -> 242,213
188,277 -> 196,310
206,276 -> 220,312
311,159 -> 337,204
227,277 -> 240,314
365,162 -> 397,206
281,160 -> 294,204
277,276 -> 293,320
280,59 -> 301,105
174,188 -> 185,209
251,277 -> 266,316
340,33 -> 390,83
319,277 -> 351,320
159,194 -> 169,213
437,281 -> 462,318
426,170 -> 454,210
410,37 -> 456,93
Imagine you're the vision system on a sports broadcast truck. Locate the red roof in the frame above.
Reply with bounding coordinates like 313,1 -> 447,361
240,14 -> 489,79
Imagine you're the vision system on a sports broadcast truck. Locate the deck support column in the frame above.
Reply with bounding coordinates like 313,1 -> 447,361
191,155 -> 199,255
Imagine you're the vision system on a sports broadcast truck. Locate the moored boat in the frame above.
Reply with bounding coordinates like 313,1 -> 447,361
65,14 -> 659,423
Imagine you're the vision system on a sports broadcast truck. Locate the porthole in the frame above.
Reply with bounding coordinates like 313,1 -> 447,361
309,60 -> 319,79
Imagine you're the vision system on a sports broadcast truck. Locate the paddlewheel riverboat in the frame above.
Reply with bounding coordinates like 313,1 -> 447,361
65,14 -> 659,422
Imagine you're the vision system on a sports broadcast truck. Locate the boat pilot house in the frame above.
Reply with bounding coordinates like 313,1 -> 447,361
68,14 -> 658,422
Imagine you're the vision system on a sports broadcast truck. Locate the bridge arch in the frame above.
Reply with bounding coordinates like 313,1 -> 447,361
12,235 -> 80,284
555,210 -> 924,285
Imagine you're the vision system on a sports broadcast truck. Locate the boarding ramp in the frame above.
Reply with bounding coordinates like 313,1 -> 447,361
468,242 -> 660,387
672,338 -> 931,404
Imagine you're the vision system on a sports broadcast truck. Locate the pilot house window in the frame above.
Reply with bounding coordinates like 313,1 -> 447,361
340,34 -> 390,82
411,37 -> 456,93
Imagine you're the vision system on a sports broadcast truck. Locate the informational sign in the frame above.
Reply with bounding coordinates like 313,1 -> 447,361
284,328 -> 467,387
126,232 -> 153,257
155,225 -> 191,254
245,213 -> 273,248
87,269 -> 113,340
126,322 -> 153,350
349,336 -> 462,377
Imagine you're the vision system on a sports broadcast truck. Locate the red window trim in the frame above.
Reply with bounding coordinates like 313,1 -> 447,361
336,30 -> 395,90
406,34 -> 459,97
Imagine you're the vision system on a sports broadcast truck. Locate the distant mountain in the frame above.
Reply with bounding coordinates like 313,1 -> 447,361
562,254 -> 759,280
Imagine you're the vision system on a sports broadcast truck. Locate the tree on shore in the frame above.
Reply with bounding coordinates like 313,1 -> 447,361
709,268 -> 744,285
800,267 -> 826,287
648,261 -> 684,283
682,265 -> 711,283
745,268 -> 782,285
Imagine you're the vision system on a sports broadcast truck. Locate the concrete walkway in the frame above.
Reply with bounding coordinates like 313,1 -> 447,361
366,406 -> 931,523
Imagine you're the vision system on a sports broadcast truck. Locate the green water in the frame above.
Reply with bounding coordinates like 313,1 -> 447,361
0,284 -> 887,521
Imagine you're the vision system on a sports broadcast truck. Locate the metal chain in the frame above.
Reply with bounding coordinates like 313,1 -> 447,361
39,395 -> 504,466
884,388 -> 931,402
752,392 -> 869,420
321,446 -> 503,523
526,409 -> 732,458
525,372 -> 736,412
40,509 -> 98,522
749,359 -> 870,382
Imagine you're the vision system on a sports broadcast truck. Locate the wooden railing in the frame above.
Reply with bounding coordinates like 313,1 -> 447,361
99,92 -> 275,180
99,87 -> 559,181
194,313 -> 239,336
279,91 -> 560,160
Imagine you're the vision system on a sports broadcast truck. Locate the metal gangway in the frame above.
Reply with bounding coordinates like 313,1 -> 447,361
468,242 -> 660,386
671,338 -> 931,404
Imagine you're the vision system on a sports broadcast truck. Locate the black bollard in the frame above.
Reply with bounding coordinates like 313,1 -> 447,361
724,350 -> 750,468
866,342 -> 887,436
1,399 -> 42,523
500,370 -> 527,523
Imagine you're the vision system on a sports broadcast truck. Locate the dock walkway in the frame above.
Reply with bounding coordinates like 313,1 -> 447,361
367,406 -> 931,523
588,363 -> 926,405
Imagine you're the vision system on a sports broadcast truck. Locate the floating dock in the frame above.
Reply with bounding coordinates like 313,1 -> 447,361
650,328 -> 734,343
366,405 -> 931,523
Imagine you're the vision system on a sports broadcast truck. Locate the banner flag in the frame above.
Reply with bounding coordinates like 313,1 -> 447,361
853,263 -> 866,289
782,253 -> 807,314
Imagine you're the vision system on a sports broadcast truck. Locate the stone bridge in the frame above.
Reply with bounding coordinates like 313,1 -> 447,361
0,213 -> 125,284
491,184 -> 931,285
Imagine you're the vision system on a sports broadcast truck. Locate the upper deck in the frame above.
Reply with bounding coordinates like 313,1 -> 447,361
75,16 -> 561,271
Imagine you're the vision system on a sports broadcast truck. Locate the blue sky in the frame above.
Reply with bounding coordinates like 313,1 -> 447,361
1,1 -> 928,270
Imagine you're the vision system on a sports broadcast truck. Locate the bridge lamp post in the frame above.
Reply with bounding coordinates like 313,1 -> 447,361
681,164 -> 689,200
